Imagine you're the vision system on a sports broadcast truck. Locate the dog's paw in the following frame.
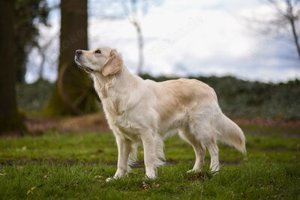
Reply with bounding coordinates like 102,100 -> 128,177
186,169 -> 201,174
210,170 -> 219,176
145,174 -> 157,180
105,177 -> 115,182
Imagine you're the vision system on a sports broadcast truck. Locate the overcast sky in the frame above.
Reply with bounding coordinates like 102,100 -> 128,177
26,0 -> 300,83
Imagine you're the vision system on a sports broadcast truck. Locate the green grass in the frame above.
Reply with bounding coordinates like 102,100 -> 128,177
0,126 -> 299,199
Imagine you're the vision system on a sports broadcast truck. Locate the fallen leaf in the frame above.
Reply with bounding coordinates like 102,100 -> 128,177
0,173 -> 6,176
142,181 -> 150,190
27,186 -> 36,195
94,175 -> 103,179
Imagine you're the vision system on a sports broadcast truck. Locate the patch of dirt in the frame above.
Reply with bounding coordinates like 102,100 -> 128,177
0,158 -> 242,168
141,181 -> 160,190
23,113 -> 300,136
0,159 -> 106,166
187,171 -> 213,181
0,158 -> 177,167
59,113 -> 109,132
261,146 -> 299,152
25,113 -> 110,135
129,160 -> 178,168
220,159 -> 243,165
234,117 -> 300,128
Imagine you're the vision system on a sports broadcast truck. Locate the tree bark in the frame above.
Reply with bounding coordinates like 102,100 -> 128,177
289,18 -> 300,59
290,20 -> 300,59
47,0 -> 97,115
285,0 -> 300,59
0,0 -> 26,134
132,19 -> 144,75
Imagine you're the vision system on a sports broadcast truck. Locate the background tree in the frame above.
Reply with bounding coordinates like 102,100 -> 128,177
260,0 -> 300,59
123,0 -> 145,75
47,0 -> 97,115
36,34 -> 57,81
91,0 -> 161,74
14,0 -> 49,83
0,0 -> 26,134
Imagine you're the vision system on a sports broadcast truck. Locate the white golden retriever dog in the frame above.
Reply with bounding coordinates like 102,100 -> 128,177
74,47 -> 246,181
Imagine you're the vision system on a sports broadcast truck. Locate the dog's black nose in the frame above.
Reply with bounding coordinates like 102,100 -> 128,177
76,50 -> 82,57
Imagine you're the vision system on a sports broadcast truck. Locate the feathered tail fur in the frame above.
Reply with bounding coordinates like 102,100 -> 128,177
216,114 -> 246,154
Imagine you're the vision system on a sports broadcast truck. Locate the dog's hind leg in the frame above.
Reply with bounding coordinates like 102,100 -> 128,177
154,135 -> 166,163
207,140 -> 219,173
127,142 -> 138,170
179,130 -> 206,173
188,143 -> 206,173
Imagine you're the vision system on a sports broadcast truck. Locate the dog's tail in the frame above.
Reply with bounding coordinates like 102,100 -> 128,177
216,113 -> 246,154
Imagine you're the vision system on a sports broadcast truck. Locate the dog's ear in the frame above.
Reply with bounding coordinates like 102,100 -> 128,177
102,49 -> 123,77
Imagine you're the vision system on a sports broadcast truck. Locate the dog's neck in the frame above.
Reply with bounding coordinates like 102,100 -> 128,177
91,65 -> 140,99
91,65 -> 142,116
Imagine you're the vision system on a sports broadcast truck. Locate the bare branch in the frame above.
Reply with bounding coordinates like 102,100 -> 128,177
266,0 -> 287,17
263,0 -> 300,59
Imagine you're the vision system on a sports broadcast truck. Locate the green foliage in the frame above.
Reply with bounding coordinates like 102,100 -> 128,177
17,80 -> 53,113
0,126 -> 299,199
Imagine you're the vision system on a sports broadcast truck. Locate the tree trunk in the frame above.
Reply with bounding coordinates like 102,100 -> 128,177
132,19 -> 144,75
289,18 -> 300,59
47,0 -> 98,116
0,0 -> 26,134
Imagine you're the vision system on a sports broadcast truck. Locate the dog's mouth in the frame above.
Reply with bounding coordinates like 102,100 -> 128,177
74,56 -> 95,73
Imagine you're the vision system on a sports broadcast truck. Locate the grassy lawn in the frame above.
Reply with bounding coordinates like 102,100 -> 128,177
0,125 -> 299,199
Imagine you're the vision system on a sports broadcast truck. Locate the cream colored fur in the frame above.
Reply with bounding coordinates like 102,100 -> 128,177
74,47 -> 246,181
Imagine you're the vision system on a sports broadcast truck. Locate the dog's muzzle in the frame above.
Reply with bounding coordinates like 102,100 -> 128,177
74,50 -> 82,64
75,50 -> 82,57
74,50 -> 95,73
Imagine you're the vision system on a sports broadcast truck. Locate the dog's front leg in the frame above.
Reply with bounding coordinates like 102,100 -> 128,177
106,136 -> 131,182
141,131 -> 158,179
115,137 -> 131,177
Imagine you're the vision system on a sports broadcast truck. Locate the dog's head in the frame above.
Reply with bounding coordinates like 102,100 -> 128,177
74,47 -> 123,76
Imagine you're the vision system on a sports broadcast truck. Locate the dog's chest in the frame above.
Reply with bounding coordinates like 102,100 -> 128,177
114,115 -> 140,141
103,100 -> 140,140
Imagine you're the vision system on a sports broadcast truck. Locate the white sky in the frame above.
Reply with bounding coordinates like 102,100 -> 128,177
26,0 -> 300,83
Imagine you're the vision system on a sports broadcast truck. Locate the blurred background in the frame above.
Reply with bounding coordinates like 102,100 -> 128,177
0,0 -> 300,134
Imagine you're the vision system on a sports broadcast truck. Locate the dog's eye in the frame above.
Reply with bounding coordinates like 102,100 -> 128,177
95,49 -> 101,54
